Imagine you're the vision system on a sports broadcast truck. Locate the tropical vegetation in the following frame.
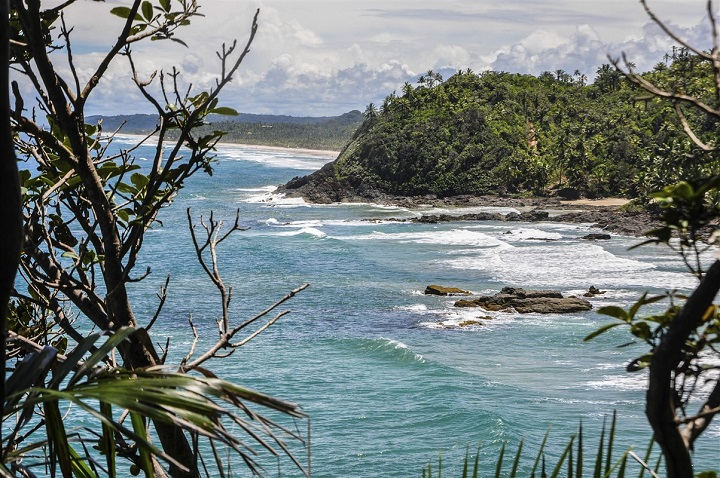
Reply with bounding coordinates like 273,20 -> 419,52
296,53 -> 719,200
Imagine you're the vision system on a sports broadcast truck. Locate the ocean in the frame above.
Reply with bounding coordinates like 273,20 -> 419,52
40,139 -> 720,476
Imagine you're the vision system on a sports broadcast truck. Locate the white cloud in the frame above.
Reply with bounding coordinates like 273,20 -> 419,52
12,0 -> 718,116
489,18 -> 714,77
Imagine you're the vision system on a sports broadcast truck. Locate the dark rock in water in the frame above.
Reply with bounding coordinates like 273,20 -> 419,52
499,287 -> 563,299
414,212 -> 504,223
581,233 -> 611,240
521,210 -> 550,222
527,237 -> 559,242
511,297 -> 592,314
454,287 -> 591,314
583,286 -> 606,297
505,210 -> 550,222
425,285 -> 471,296
441,316 -> 494,328
455,299 -> 481,308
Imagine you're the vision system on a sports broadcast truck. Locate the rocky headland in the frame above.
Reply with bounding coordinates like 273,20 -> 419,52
278,173 -> 660,237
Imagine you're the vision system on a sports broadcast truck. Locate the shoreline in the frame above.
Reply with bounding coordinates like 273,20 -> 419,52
112,133 -> 656,237
113,133 -> 340,159
276,188 -> 659,237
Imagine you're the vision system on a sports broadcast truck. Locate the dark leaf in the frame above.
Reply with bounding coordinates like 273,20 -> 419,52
141,1 -> 154,21
211,107 -> 239,116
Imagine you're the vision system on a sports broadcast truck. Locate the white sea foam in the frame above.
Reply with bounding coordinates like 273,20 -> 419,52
243,191 -> 310,208
236,185 -> 278,193
376,338 -> 425,362
276,219 -> 401,228
342,229 -> 513,249
417,305 -> 516,330
501,228 -> 563,241
580,363 -> 620,373
395,304 -> 428,312
263,218 -> 280,225
219,148 -> 330,170
415,205 -> 522,216
586,374 -> 647,392
276,227 -> 327,238
443,243 -> 695,290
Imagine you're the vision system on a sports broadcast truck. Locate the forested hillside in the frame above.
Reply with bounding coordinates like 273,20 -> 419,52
284,54 -> 719,200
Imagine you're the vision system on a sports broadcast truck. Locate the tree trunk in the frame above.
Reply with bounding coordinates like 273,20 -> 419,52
646,259 -> 720,478
0,0 -> 24,446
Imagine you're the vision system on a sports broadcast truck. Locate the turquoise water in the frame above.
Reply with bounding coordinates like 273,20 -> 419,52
38,139 -> 720,475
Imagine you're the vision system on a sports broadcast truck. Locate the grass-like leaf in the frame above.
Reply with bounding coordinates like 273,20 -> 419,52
509,439 -> 524,478
530,427 -> 551,476
494,441 -> 505,478
131,412 -> 155,478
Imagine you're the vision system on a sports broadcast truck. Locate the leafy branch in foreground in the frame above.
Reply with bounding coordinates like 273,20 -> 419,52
4,327 -> 308,478
583,2 -> 720,476
4,1 -> 311,476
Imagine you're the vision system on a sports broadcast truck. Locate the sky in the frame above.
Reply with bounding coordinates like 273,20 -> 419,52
34,0 -> 719,116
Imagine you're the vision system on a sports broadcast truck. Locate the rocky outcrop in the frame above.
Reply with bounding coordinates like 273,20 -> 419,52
414,210 -> 551,224
583,286 -> 606,297
424,285 -> 471,296
280,176 -> 665,238
454,287 -> 592,314
415,212 -> 504,223
439,316 -> 494,328
505,210 -> 550,222
582,233 -> 611,240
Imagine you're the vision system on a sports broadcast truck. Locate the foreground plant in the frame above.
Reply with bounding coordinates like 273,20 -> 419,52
4,328 -> 308,477
583,2 -> 720,476
3,1 -> 309,476
422,416 -> 663,478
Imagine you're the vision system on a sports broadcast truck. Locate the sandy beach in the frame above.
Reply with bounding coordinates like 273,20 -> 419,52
560,198 -> 631,207
113,133 -> 339,159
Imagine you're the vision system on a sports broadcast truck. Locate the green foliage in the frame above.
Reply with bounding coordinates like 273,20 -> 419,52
633,176 -> 720,277
325,61 -> 719,199
586,176 -> 720,368
3,328 -> 306,476
584,175 -> 720,475
6,3 -> 308,476
422,418 -> 661,478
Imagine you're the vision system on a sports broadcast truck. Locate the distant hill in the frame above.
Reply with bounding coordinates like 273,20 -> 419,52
200,110 -> 363,150
85,111 -> 364,150
85,113 -> 160,132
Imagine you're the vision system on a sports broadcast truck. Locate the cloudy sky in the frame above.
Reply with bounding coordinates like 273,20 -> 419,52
40,0 -> 717,116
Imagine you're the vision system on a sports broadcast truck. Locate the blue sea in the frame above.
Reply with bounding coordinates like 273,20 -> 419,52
40,138 -> 720,476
